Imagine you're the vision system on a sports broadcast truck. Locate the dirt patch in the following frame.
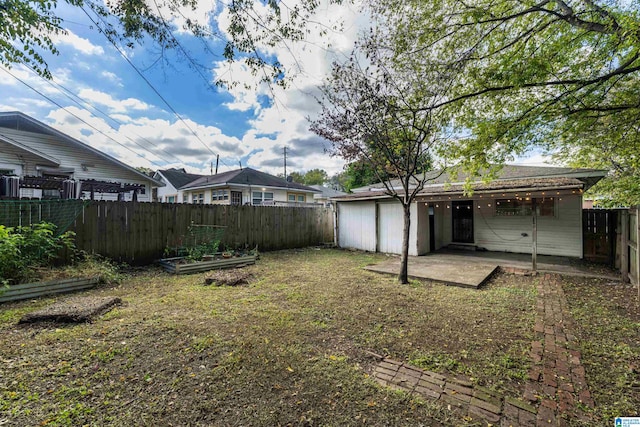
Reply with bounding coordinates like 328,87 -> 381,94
19,296 -> 122,324
204,269 -> 253,286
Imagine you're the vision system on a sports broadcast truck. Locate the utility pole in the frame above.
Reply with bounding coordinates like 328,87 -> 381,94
283,146 -> 288,178
215,155 -> 219,175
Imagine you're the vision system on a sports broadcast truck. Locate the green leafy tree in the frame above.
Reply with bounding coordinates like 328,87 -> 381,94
310,35 -> 452,284
0,0 -> 70,78
288,171 -> 305,183
339,160 -> 387,192
302,168 -> 328,185
373,0 -> 640,203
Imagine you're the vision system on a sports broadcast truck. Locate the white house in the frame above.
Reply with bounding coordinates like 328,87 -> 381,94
309,185 -> 346,206
333,165 -> 608,258
179,167 -> 319,206
153,168 -> 205,203
0,112 -> 161,201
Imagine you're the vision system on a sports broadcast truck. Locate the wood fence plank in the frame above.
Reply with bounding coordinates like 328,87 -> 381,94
5,200 -> 333,264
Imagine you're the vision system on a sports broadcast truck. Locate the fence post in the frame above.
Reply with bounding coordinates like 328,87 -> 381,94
621,209 -> 629,283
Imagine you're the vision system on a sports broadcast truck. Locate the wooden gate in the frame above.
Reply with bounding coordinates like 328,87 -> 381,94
582,209 -> 617,265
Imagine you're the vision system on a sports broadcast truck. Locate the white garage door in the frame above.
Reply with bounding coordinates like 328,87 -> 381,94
337,202 -> 376,251
378,202 -> 404,254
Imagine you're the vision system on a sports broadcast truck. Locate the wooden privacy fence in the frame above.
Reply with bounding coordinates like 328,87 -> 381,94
2,201 -> 335,264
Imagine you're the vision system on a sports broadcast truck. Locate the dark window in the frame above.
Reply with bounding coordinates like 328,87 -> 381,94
495,197 -> 555,216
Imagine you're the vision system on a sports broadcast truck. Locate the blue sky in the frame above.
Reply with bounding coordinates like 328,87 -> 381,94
0,0 -> 549,177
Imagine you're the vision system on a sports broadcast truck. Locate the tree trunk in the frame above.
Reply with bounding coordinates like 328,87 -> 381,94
399,202 -> 411,284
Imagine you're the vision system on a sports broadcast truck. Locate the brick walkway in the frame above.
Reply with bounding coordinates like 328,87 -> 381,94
515,273 -> 594,426
372,357 -> 517,424
371,272 -> 595,426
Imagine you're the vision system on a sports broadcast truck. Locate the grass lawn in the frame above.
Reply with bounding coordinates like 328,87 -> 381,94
0,248 -> 538,426
563,277 -> 640,424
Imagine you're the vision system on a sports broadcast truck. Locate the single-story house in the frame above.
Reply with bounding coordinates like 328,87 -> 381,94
332,165 -> 608,258
0,111 -> 162,201
309,185 -> 346,206
153,168 -> 205,203
179,167 -> 319,206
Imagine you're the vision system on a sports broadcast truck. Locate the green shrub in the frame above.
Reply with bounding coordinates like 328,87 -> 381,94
0,222 -> 76,285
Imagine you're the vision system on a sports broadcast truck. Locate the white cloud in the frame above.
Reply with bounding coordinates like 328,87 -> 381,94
51,30 -> 104,55
212,0 -> 367,175
101,71 -> 124,87
77,89 -> 150,113
43,107 -> 254,172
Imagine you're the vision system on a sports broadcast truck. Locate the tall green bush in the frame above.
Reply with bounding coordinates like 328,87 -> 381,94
0,222 -> 76,286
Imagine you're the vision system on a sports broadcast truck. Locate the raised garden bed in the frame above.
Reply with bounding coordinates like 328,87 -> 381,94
0,277 -> 101,303
158,254 -> 257,274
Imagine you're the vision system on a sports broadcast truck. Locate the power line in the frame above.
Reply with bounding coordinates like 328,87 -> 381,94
20,63 -> 185,165
2,67 -> 167,168
80,5 -> 235,169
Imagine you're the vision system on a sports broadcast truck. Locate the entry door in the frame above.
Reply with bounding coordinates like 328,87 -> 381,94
452,200 -> 474,243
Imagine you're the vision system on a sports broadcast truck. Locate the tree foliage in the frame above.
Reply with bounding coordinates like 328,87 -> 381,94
374,0 -> 640,204
302,168 -> 328,185
1,0 -> 341,86
0,0 -> 72,78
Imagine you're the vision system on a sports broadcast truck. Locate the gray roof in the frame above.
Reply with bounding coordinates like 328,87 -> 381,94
157,168 -> 205,189
352,164 -> 608,192
180,167 -> 319,192
309,185 -> 346,198
335,176 -> 587,202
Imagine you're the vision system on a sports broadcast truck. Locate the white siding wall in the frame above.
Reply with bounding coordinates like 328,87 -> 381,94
338,201 -> 377,252
156,178 -> 179,203
0,129 -> 153,201
474,195 -> 582,257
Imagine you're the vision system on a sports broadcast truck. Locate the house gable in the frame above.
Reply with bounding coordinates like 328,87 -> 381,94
0,112 -> 162,187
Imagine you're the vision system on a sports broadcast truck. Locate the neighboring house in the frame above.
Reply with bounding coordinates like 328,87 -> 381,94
309,185 -> 346,206
332,165 -> 608,258
153,168 -> 205,203
0,112 -> 162,201
179,167 -> 319,206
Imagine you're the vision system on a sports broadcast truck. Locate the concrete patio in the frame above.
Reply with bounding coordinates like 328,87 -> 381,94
364,249 -> 621,288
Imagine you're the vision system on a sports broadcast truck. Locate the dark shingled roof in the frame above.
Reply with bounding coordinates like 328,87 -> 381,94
179,167 -> 319,192
333,177 -> 586,202
158,168 -> 205,189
